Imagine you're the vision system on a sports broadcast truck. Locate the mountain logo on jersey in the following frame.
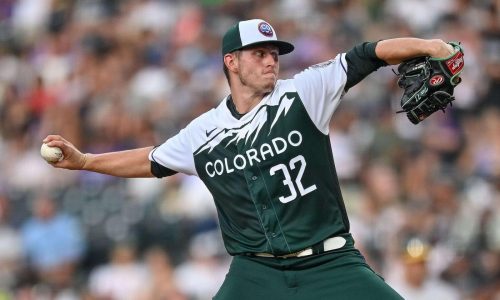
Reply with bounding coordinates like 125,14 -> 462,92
194,93 -> 296,156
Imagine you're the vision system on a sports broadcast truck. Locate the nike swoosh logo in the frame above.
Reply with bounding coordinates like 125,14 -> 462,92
206,127 -> 217,137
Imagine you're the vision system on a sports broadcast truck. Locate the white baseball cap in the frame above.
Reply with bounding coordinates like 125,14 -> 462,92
222,19 -> 294,55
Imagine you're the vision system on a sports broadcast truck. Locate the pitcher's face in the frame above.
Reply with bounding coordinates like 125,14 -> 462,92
234,44 -> 280,94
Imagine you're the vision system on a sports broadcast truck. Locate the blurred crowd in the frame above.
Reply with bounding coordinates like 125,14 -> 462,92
0,0 -> 499,299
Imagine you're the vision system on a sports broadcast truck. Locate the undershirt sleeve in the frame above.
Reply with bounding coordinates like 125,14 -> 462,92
344,41 -> 388,91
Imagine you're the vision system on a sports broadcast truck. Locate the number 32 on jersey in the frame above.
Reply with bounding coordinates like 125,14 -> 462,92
270,155 -> 317,203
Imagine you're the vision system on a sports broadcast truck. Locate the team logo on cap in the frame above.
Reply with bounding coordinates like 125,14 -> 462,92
258,22 -> 274,37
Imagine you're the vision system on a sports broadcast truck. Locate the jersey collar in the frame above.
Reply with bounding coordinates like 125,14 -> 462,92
226,95 -> 246,120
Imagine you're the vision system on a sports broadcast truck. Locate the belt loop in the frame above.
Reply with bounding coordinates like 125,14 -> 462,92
313,240 -> 324,255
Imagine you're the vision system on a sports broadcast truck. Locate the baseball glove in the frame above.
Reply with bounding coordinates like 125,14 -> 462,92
396,42 -> 464,124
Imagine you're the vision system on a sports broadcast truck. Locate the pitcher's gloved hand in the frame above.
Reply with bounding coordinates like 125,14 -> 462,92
396,42 -> 464,124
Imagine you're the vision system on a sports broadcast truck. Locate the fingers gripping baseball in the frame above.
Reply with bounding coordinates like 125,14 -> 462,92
42,135 -> 88,170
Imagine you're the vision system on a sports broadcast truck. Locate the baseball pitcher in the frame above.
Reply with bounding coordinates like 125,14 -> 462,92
43,19 -> 463,299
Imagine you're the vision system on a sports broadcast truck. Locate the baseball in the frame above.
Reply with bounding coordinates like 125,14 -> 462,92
40,143 -> 64,162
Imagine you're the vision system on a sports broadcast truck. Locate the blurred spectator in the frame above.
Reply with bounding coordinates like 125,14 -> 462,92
11,0 -> 53,42
384,0 -> 455,34
135,246 -> 186,300
0,194 -> 23,292
174,230 -> 230,300
88,243 -> 148,300
328,105 -> 362,181
388,238 -> 460,300
350,161 -> 405,273
21,193 -> 85,289
164,174 -> 218,222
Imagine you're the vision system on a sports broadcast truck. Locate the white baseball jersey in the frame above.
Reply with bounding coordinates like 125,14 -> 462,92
150,53 -> 349,255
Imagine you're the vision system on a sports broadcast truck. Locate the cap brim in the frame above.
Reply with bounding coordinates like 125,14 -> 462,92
239,40 -> 294,55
